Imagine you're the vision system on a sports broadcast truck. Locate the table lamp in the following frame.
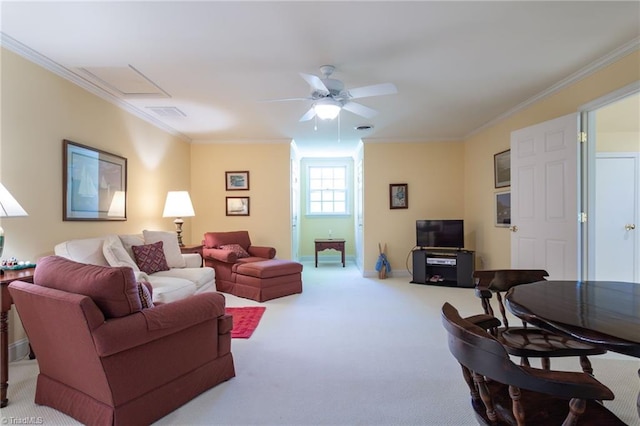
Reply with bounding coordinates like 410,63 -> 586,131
0,183 -> 29,275
162,191 -> 195,246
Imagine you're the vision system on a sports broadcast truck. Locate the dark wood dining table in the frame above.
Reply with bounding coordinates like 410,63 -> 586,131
505,280 -> 640,418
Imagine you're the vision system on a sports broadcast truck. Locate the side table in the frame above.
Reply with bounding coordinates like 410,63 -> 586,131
314,239 -> 346,268
1,267 -> 36,408
181,244 -> 204,267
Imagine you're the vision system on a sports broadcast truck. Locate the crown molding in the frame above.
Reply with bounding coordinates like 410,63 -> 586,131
467,36 -> 640,139
0,32 -> 192,143
3,31 -> 637,145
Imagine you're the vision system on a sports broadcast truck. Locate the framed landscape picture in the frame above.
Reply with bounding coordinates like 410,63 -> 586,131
226,196 -> 250,216
225,171 -> 250,190
63,139 -> 127,221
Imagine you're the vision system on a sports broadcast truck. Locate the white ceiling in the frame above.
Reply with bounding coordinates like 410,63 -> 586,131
1,1 -> 639,155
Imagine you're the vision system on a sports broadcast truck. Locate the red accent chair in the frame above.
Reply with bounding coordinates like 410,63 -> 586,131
203,231 -> 303,302
8,256 -> 235,426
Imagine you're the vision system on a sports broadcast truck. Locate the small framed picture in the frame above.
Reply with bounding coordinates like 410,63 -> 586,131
389,183 -> 408,209
225,171 -> 250,191
226,197 -> 250,216
495,191 -> 511,227
494,149 -> 511,188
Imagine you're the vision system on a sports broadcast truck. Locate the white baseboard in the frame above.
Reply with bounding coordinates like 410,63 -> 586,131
299,255 -> 355,264
363,269 -> 412,278
298,255 -> 412,279
9,338 -> 31,362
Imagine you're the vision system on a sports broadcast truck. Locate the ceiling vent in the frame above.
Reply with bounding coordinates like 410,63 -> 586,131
146,106 -> 186,118
355,124 -> 374,131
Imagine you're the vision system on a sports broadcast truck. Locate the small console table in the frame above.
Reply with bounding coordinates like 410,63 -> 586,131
314,239 -> 346,268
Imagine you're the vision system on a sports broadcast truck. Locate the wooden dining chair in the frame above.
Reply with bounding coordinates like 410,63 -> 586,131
473,269 -> 606,373
441,302 -> 626,425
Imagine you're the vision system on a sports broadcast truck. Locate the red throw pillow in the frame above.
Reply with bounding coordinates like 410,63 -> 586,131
132,241 -> 170,274
219,243 -> 250,258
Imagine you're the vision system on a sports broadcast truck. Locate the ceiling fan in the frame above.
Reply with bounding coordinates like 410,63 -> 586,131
266,65 -> 397,122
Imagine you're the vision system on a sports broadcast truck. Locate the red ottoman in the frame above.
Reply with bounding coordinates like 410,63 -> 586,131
232,259 -> 303,302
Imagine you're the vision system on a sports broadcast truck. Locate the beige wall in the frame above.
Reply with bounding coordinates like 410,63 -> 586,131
596,132 -> 640,152
596,92 -> 639,152
189,142 -> 293,258
463,50 -> 640,269
1,48 -> 192,345
362,141 -> 465,274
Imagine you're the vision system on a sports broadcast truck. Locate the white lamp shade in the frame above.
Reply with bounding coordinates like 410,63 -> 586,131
314,99 -> 341,120
162,191 -> 195,218
0,183 -> 28,217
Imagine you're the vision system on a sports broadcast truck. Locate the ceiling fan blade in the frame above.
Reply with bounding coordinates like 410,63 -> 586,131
342,102 -> 378,119
258,97 -> 311,103
348,83 -> 397,99
299,107 -> 317,122
300,73 -> 329,93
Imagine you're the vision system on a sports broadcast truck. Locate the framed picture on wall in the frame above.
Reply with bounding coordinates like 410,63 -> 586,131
63,139 -> 127,221
495,191 -> 511,227
226,197 -> 250,216
494,149 -> 511,188
389,183 -> 408,209
225,171 -> 250,190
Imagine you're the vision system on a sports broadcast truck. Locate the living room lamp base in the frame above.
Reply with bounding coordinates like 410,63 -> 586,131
174,218 -> 184,247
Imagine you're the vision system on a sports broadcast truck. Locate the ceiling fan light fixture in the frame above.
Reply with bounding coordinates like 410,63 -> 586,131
314,99 -> 341,120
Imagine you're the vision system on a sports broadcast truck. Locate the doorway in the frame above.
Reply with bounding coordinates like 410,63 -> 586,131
510,84 -> 639,280
585,89 -> 640,282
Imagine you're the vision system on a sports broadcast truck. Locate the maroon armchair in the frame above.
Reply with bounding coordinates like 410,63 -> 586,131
202,230 -> 276,292
8,256 -> 235,426
202,231 -> 303,302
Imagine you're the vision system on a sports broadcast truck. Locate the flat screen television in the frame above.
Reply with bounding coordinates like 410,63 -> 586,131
416,220 -> 464,249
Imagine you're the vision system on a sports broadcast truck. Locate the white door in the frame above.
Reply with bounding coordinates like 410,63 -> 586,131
510,113 -> 579,280
594,153 -> 639,281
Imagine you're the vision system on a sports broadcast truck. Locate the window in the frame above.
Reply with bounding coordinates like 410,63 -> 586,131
307,164 -> 349,215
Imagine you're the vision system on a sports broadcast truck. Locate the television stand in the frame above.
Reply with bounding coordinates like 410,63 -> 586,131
411,248 -> 475,288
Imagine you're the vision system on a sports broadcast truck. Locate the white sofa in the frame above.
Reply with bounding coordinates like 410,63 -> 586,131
54,230 -> 215,304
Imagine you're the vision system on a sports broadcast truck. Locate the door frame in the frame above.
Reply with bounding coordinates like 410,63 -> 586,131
579,81 -> 640,279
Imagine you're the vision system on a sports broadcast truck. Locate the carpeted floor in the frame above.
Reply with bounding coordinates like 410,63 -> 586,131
4,261 -> 640,425
226,306 -> 266,338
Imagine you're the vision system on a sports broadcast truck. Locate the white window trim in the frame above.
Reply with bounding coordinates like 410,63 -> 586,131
305,158 -> 352,217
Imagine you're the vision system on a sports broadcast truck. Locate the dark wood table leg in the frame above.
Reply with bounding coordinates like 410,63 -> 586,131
315,247 -> 318,268
341,245 -> 345,267
1,310 -> 9,408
